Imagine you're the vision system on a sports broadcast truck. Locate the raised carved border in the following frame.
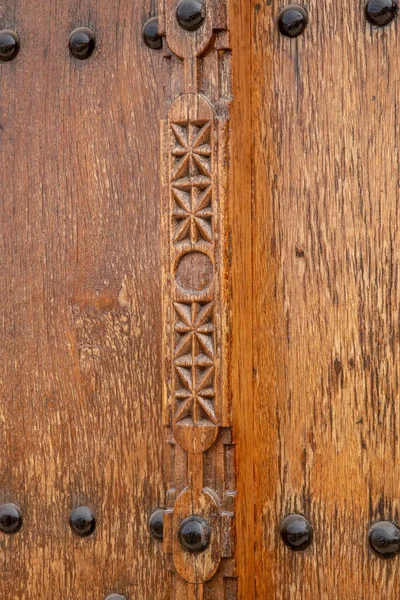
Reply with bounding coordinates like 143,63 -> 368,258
160,1 -> 235,597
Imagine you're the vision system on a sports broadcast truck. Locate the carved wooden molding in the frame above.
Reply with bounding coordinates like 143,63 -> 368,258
160,0 -> 235,597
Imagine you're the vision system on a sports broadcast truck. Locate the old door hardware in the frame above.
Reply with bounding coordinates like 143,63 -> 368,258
176,0 -> 205,31
0,503 -> 22,535
368,521 -> 400,558
143,18 -> 163,50
69,27 -> 95,60
178,515 -> 211,552
0,30 -> 19,62
277,0 -> 399,36
69,505 -> 96,538
277,5 -> 308,37
159,0 -> 235,595
149,508 -> 165,540
365,0 -> 398,25
280,514 -> 313,551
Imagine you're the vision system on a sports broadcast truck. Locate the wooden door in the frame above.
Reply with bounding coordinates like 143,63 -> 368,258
0,0 -> 236,598
2,0 -> 400,598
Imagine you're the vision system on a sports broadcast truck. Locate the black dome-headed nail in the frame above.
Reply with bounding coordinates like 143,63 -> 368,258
178,515 -> 211,552
365,0 -> 398,25
280,514 -> 313,551
278,5 -> 308,37
368,521 -> 400,558
0,30 -> 20,62
0,503 -> 22,534
149,508 -> 165,540
143,17 -> 162,49
69,506 -> 96,537
176,0 -> 205,31
69,27 -> 95,60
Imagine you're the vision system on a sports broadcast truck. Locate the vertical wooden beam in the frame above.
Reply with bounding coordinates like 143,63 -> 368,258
230,0 -> 254,597
160,1 -> 236,597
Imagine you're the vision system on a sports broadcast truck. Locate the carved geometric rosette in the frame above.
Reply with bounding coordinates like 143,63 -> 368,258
161,92 -> 231,587
167,93 -> 220,455
159,0 -> 235,595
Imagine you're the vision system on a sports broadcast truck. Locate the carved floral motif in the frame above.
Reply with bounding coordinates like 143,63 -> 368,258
174,301 -> 217,425
160,0 -> 234,594
171,120 -> 213,245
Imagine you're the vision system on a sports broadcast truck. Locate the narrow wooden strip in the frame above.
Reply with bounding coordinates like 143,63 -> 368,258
218,118 -> 232,429
229,0 -> 254,597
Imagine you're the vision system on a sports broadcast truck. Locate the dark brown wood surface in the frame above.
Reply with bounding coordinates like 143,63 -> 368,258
0,1 -> 170,598
249,0 -> 400,597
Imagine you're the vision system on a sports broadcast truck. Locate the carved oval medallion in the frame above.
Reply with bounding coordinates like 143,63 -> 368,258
176,251 -> 213,293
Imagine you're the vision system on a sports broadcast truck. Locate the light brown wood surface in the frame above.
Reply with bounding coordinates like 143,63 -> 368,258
247,0 -> 400,598
0,1 -> 170,598
2,0 -> 400,597
230,0 -> 254,598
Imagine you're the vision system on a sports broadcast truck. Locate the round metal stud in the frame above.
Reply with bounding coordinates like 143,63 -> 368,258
368,521 -> 400,558
178,515 -> 211,553
176,0 -> 205,31
0,503 -> 22,534
0,30 -> 19,62
143,17 -> 162,49
280,514 -> 313,551
149,508 -> 164,540
69,27 -> 95,60
105,596 -> 126,600
69,506 -> 96,538
365,0 -> 398,26
278,5 -> 308,37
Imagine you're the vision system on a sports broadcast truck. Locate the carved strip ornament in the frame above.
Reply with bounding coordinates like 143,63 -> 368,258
159,0 -> 235,597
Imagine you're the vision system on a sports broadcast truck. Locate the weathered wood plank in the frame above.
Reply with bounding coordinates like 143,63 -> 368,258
0,1 -> 170,597
251,0 -> 400,597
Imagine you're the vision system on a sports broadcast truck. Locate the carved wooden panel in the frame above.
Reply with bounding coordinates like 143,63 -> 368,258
159,0 -> 236,597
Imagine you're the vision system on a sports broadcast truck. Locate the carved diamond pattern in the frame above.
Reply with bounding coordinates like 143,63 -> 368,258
173,301 -> 217,426
170,121 -> 213,244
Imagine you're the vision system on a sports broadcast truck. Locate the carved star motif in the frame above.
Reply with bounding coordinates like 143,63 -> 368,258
170,121 -> 212,185
172,184 -> 212,243
170,121 -> 213,244
173,302 -> 217,425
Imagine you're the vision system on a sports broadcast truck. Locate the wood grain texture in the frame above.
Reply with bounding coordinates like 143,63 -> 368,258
0,1 -> 170,598
4,0 -> 397,597
229,0 -> 254,598
251,0 -> 400,598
